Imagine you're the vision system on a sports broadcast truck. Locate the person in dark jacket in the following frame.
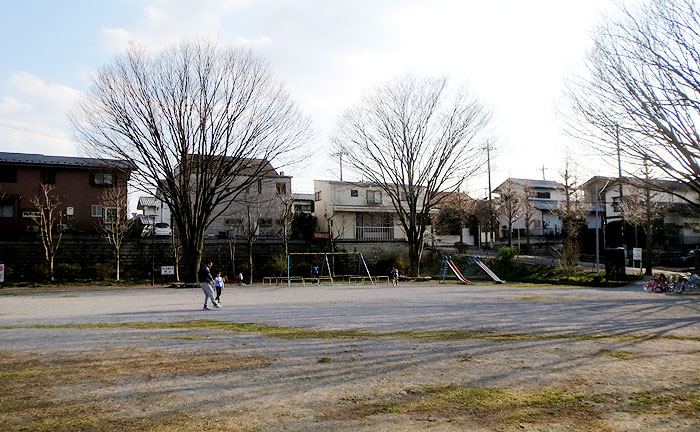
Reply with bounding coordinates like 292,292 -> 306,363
198,261 -> 221,310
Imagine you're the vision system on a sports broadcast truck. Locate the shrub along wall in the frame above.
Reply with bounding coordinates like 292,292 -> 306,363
0,234 -> 335,283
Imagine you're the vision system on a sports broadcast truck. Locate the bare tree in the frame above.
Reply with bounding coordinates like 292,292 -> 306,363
95,187 -> 133,280
567,0 -> 700,208
520,182 -> 537,248
236,187 -> 278,284
434,192 -> 473,243
29,185 -> 63,281
618,162 -> 666,275
495,181 -> 523,247
332,75 -> 491,275
555,163 -> 587,267
277,189 -> 294,255
72,41 -> 310,281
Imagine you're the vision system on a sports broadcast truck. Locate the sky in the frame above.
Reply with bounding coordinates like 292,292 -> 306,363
0,0 -> 624,204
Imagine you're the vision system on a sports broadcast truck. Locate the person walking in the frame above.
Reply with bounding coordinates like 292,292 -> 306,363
390,267 -> 399,286
198,261 -> 222,310
238,271 -> 246,286
214,272 -> 224,304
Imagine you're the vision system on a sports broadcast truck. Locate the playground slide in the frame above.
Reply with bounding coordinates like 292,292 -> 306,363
473,257 -> 505,284
447,260 -> 471,284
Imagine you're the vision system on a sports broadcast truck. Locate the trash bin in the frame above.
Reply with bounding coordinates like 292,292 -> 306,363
605,247 -> 626,281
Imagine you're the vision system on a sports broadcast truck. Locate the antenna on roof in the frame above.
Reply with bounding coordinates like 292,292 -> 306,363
541,165 -> 546,181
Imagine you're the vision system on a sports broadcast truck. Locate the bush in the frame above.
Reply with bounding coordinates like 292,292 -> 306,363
374,254 -> 407,277
29,264 -> 49,281
84,263 -> 113,280
55,263 -> 82,281
454,242 -> 469,254
495,246 -> 518,265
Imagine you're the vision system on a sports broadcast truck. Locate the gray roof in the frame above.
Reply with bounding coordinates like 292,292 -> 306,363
0,152 -> 135,170
293,193 -> 314,201
503,178 -> 565,190
532,199 -> 559,211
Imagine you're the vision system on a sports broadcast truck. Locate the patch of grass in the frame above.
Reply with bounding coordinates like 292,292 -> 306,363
597,349 -> 645,360
325,385 -> 603,430
519,294 -> 560,301
317,357 -> 332,363
5,319 -> 700,343
0,348 -> 271,432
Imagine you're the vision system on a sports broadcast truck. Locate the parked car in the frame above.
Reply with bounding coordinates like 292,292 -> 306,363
142,222 -> 172,237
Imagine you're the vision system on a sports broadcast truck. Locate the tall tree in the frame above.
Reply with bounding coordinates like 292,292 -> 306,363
72,41 -> 310,281
95,187 -> 133,280
29,185 -> 63,281
332,75 -> 491,275
520,182 -> 537,248
555,163 -> 587,267
568,0 -> 700,208
618,163 -> 666,275
495,181 -> 523,247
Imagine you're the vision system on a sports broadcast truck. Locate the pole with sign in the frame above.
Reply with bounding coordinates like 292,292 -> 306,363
0,263 -> 4,283
632,248 -> 643,275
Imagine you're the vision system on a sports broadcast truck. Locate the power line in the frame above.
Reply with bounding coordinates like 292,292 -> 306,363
0,120 -> 78,143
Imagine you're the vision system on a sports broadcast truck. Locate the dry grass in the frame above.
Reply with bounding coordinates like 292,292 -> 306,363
0,348 -> 271,432
6,319 -> 700,343
323,384 -> 608,431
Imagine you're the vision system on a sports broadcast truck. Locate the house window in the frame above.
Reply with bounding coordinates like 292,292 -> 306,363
259,218 -> 273,228
315,191 -> 322,201
90,172 -> 115,186
258,179 -> 263,194
103,207 -> 117,223
224,217 -> 243,226
276,182 -> 287,195
350,189 -> 358,197
40,170 -> 56,185
91,205 -> 103,218
612,196 -> 621,213
0,167 -> 17,183
535,191 -> 550,199
0,198 -> 14,218
294,204 -> 313,212
366,190 -> 382,204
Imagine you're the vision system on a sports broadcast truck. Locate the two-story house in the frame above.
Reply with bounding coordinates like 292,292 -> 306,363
492,178 -> 566,239
0,152 -> 134,233
313,180 -> 435,242
206,160 -> 292,239
582,176 -> 700,247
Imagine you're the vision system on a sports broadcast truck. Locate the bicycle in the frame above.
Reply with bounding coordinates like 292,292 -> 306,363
673,273 -> 700,293
643,274 -> 670,293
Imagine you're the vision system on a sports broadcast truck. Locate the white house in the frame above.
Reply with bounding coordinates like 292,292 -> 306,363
492,178 -> 566,238
313,180 -> 435,242
582,176 -> 700,245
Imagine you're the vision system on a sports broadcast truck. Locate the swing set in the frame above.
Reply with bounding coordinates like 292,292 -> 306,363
263,252 -> 387,286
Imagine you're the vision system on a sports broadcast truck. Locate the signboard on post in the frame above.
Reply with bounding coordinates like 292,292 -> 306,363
632,248 -> 643,275
161,266 -> 175,276
632,248 -> 642,261
0,263 -> 4,283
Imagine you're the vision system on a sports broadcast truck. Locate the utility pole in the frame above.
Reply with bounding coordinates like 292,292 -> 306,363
486,141 -> 494,248
332,152 -> 344,181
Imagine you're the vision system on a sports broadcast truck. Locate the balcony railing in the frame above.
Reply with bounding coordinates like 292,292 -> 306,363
355,226 -> 394,241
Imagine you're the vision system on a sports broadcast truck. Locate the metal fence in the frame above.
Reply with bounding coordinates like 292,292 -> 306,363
355,226 -> 393,242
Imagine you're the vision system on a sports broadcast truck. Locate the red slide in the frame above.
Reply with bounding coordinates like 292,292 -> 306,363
447,260 -> 471,284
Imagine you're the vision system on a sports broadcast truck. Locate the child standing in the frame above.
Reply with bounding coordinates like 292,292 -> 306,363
214,272 -> 224,304
390,267 -> 399,286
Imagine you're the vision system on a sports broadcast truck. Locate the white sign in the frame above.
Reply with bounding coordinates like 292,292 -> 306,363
0,264 -> 4,283
632,248 -> 642,261
161,266 -> 175,276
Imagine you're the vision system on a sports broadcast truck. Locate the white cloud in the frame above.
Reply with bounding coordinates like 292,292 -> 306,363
8,72 -> 82,113
100,27 -> 132,54
0,96 -> 31,113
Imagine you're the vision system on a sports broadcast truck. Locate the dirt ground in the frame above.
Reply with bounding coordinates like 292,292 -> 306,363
0,282 -> 699,431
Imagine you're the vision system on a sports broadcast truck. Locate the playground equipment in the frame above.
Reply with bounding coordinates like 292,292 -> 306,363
441,255 -> 504,284
282,252 -> 374,286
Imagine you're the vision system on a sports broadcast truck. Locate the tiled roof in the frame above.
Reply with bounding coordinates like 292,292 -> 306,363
137,196 -> 158,209
0,152 -> 135,170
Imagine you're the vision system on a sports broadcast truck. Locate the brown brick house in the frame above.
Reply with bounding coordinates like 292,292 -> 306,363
0,152 -> 134,234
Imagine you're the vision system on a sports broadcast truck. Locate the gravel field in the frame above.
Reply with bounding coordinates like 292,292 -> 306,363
1,282 -> 699,431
